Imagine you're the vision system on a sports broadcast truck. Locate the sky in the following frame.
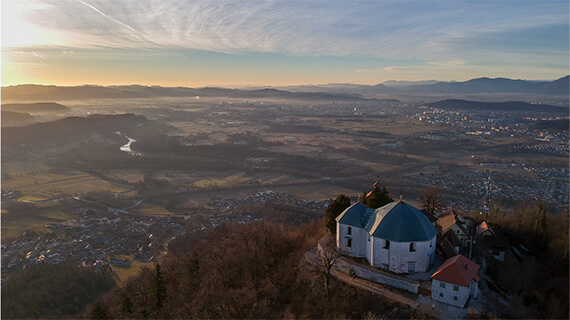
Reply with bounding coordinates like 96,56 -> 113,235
1,0 -> 568,87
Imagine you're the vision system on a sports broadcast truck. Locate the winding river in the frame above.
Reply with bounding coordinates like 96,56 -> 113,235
115,131 -> 142,156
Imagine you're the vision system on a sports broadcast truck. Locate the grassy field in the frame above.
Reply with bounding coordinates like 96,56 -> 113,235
106,169 -> 144,184
1,167 -> 134,240
107,253 -> 153,286
192,171 -> 248,187
1,160 -> 50,174
2,170 -> 133,200
134,202 -> 173,215
1,210 -> 72,239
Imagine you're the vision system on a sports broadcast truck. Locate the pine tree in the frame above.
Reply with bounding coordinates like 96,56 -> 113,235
533,199 -> 547,239
89,302 -> 109,320
121,297 -> 133,315
325,194 -> 351,234
149,263 -> 167,309
362,186 -> 393,209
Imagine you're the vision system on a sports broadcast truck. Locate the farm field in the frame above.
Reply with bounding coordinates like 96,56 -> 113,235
107,253 -> 154,287
2,169 -> 133,201
1,209 -> 72,239
2,95 -> 567,256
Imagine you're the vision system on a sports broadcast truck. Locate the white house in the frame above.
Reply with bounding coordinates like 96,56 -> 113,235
431,254 -> 480,308
336,200 -> 438,274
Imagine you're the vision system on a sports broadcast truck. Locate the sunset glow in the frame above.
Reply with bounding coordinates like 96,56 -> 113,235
2,0 -> 568,87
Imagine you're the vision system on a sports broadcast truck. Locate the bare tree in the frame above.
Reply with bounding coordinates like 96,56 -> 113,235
317,235 -> 341,297
418,186 -> 444,215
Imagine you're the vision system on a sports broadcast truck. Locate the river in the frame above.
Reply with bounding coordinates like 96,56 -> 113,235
115,131 -> 142,156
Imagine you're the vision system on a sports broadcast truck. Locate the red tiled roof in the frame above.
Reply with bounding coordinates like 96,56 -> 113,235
477,221 -> 496,236
431,254 -> 480,287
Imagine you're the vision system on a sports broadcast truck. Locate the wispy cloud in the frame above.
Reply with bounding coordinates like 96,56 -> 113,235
76,0 -> 141,35
6,0 -> 567,61
32,51 -> 47,59
2,0 -> 568,85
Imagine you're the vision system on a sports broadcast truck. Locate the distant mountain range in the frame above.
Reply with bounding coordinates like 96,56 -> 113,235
278,76 -> 569,96
1,76 -> 568,102
0,85 -> 368,102
426,99 -> 567,113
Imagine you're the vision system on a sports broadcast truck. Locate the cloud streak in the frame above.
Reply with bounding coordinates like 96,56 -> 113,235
2,0 -> 568,86
76,0 -> 141,35
6,0 -> 567,60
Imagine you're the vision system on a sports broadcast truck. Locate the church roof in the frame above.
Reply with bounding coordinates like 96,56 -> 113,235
336,201 -> 438,242
336,202 -> 376,229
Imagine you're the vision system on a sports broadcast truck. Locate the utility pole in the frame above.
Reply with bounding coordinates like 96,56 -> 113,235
483,175 -> 492,222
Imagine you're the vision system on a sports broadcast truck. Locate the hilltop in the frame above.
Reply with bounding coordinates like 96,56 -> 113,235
1,102 -> 69,113
1,113 -> 149,146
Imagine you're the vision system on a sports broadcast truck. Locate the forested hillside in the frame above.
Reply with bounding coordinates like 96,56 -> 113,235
2,263 -> 115,319
85,221 -> 426,319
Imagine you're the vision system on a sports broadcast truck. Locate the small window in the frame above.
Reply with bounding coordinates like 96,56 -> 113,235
430,241 -> 432,248
439,282 -> 446,288
456,230 -> 460,233
409,242 -> 416,252
453,296 -> 458,301
439,293 -> 444,297
347,238 -> 352,248
347,226 -> 352,235
384,240 -> 390,249
367,234 -> 370,242
453,285 -> 459,291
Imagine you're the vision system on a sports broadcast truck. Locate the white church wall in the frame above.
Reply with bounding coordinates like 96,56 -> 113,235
387,237 -> 436,273
371,237 -> 389,269
336,223 -> 367,257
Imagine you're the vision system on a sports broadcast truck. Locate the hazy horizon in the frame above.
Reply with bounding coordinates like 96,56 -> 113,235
2,74 -> 568,90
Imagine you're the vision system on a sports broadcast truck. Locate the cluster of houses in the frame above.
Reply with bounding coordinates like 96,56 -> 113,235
335,182 -> 508,308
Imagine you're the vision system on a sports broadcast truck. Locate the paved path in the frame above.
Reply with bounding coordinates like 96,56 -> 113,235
306,246 -> 468,319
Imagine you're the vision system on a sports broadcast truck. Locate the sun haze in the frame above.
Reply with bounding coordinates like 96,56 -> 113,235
1,0 -> 568,87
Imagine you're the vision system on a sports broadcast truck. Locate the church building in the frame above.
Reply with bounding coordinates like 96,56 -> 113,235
336,199 -> 438,273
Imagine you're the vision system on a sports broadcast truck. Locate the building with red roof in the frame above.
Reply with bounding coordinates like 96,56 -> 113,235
476,221 -> 496,237
476,221 -> 507,262
431,254 -> 480,308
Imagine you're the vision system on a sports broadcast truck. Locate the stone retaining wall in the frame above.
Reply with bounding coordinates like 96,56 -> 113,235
335,256 -> 419,294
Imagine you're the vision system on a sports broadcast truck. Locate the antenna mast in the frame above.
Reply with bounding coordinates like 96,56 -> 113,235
483,175 -> 491,222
